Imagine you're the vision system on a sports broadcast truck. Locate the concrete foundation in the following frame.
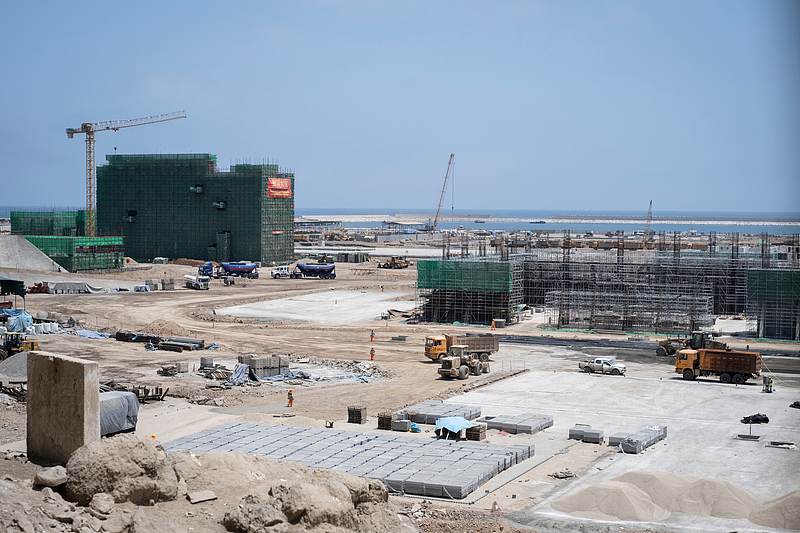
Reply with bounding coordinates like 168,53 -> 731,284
27,351 -> 100,463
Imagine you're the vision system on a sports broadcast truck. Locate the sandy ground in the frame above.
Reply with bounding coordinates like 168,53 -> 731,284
1,259 -> 799,533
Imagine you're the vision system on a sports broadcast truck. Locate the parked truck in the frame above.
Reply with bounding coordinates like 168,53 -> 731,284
0,332 -> 39,362
291,263 -> 336,279
198,261 -> 259,279
271,265 -> 292,279
184,275 -> 211,290
437,345 -> 490,379
578,357 -> 627,375
425,333 -> 499,362
676,347 -> 761,384
378,256 -> 410,269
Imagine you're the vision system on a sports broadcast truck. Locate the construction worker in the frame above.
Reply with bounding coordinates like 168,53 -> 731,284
370,329 -> 375,343
370,347 -> 375,361
491,320 -> 496,330
768,378 -> 774,393
287,389 -> 294,407
381,285 -> 384,292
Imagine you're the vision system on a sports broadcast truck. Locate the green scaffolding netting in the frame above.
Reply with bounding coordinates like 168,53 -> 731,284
416,260 -> 513,292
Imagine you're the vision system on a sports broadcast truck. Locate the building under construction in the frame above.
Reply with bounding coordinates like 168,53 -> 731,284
416,233 -> 800,340
96,154 -> 295,264
10,211 -> 124,271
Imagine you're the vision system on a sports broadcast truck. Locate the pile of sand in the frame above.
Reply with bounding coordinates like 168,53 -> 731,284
614,471 -> 762,519
552,471 -> 783,525
749,490 -> 800,530
139,319 -> 188,337
551,480 -> 671,521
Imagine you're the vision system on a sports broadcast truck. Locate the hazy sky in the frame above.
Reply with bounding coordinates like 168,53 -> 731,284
2,1 -> 798,213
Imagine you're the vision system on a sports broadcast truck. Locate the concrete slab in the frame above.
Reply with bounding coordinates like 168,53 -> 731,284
0,235 -> 64,272
216,290 -> 415,324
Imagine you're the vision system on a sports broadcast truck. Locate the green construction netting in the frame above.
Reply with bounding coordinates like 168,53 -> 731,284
747,269 -> 800,303
417,260 -> 514,292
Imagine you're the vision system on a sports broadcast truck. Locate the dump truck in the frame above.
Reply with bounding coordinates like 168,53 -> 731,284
184,275 -> 211,290
291,263 -> 336,279
378,256 -> 410,269
676,348 -> 761,384
437,345 -> 490,380
656,331 -> 726,357
578,357 -> 626,375
424,333 -> 499,362
0,332 -> 39,362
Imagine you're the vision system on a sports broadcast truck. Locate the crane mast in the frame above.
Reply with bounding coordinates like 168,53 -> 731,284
643,200 -> 653,248
432,153 -> 455,232
66,111 -> 186,237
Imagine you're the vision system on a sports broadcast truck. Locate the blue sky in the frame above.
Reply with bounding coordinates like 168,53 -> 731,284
1,1 -> 798,214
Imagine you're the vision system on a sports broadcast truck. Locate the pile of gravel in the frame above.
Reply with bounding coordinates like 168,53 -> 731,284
0,351 -> 28,382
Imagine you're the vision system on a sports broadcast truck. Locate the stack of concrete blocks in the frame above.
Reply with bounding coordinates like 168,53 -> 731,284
608,433 -> 632,447
480,414 -> 554,435
401,400 -> 481,424
199,356 -> 214,369
238,355 -> 289,378
569,424 -> 592,440
27,352 -> 100,463
619,425 -> 668,454
175,362 -> 189,373
165,421 -> 536,500
392,419 -> 412,432
160,278 -> 175,290
582,429 -> 604,444
145,279 -> 159,291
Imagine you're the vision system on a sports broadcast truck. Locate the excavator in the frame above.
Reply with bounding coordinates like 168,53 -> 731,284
0,332 -> 39,362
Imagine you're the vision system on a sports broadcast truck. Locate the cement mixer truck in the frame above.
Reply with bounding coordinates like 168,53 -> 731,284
290,263 -> 336,279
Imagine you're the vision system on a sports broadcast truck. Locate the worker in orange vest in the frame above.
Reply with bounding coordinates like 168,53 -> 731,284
370,347 -> 375,361
370,329 -> 375,342
287,389 -> 294,407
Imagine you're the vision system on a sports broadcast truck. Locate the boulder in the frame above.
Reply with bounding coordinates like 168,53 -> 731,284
64,434 -> 177,505
34,466 -> 68,487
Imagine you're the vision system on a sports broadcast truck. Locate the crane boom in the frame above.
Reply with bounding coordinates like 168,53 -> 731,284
66,111 -> 186,237
432,153 -> 455,232
643,200 -> 653,247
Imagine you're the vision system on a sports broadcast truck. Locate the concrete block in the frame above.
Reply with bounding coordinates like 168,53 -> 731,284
27,351 -> 100,463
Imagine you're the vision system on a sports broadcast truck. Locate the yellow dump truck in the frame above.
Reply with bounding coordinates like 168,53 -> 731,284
676,347 -> 761,384
424,333 -> 499,362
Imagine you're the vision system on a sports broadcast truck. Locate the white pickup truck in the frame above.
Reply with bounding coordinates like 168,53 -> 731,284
578,358 -> 626,376
271,265 -> 292,279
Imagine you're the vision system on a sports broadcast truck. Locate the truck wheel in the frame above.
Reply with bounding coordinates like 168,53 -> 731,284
655,346 -> 667,357
0,349 -> 7,363
667,344 -> 677,356
583,366 -> 592,373
682,369 -> 694,380
471,364 -> 481,376
330,273 -> 336,279
479,353 -> 489,362
732,374 -> 745,384
611,368 -> 621,376
720,373 -> 732,383
458,366 -> 469,380
436,354 -> 444,363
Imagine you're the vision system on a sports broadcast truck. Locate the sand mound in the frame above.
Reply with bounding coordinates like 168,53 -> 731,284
140,319 -> 188,337
673,478 -> 762,518
0,351 -> 29,381
749,490 -> 800,530
614,471 -> 693,508
551,480 -> 671,521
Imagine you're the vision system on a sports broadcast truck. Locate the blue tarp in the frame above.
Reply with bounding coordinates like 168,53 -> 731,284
435,416 -> 478,437
258,370 -> 312,382
1,309 -> 33,332
74,329 -> 111,339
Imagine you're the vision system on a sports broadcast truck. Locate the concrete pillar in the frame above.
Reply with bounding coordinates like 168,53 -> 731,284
27,351 -> 100,464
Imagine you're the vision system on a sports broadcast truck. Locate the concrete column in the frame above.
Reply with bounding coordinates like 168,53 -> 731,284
27,351 -> 100,464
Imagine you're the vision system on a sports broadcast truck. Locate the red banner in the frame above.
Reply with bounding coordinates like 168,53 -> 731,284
268,177 -> 292,198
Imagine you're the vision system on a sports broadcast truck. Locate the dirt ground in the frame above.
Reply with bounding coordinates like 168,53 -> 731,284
1,259 -> 799,533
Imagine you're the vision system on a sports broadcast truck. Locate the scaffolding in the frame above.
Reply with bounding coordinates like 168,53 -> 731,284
96,154 -> 295,263
416,232 -> 800,338
10,210 -> 86,237
22,236 -> 124,272
416,259 -> 523,324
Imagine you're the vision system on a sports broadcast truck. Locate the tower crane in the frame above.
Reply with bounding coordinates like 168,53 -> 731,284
642,200 -> 653,248
66,111 -> 186,237
431,153 -> 455,232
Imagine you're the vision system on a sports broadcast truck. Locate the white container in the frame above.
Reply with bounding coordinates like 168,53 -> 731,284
34,323 -> 44,334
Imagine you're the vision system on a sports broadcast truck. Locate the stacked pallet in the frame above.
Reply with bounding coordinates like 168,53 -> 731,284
582,429 -> 604,444
465,423 -> 486,441
377,412 -> 395,430
480,414 -> 554,435
568,424 -> 591,440
401,400 -> 481,424
619,425 -> 667,453
238,355 -> 290,378
348,406 -> 367,424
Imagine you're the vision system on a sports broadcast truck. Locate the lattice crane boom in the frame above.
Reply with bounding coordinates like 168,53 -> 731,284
432,153 -> 455,232
643,200 -> 653,247
66,111 -> 186,237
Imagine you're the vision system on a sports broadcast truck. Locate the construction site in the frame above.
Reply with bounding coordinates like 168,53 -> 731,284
0,113 -> 798,532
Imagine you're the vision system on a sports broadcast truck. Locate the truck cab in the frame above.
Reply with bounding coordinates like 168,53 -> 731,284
425,335 -> 447,361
